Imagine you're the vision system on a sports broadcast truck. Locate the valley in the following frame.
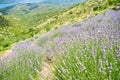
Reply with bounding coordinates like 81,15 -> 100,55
0,3 -> 66,51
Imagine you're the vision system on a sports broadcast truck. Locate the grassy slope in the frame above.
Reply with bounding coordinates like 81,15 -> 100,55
0,4 -> 65,52
35,0 -> 119,34
0,0 -> 119,52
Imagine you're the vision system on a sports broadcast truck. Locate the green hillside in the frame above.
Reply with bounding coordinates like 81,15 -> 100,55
0,3 -> 64,16
0,0 -> 120,52
0,3 -> 65,27
0,3 -> 65,52
35,0 -> 120,33
0,15 -> 9,27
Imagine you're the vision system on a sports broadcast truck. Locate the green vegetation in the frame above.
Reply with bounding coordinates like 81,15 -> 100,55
0,0 -> 119,52
0,42 -> 42,80
54,40 -> 120,79
0,15 -> 9,27
36,0 -> 120,32
0,4 -> 65,52
37,31 -> 62,46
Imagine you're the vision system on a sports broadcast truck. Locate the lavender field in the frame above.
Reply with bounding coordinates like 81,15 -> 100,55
0,10 -> 120,80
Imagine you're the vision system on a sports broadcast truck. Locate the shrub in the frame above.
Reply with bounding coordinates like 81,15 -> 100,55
45,25 -> 51,32
54,40 -> 120,80
69,11 -> 73,15
0,42 -> 42,80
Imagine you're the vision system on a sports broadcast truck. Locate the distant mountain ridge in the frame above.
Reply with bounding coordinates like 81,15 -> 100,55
0,0 -> 86,16
0,0 -> 85,15
0,3 -> 63,16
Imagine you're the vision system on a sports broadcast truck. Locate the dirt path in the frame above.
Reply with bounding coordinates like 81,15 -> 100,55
0,46 -> 54,80
36,61 -> 54,80
0,50 -> 12,61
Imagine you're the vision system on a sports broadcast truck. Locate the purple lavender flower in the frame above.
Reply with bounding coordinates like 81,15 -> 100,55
116,48 -> 120,58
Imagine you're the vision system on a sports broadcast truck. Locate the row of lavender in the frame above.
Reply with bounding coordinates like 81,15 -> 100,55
0,42 -> 42,80
35,10 -> 120,60
35,10 -> 120,79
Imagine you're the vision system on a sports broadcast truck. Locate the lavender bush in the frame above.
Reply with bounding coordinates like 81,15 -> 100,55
53,10 -> 120,80
54,40 -> 120,79
30,10 -> 120,79
0,42 -> 42,80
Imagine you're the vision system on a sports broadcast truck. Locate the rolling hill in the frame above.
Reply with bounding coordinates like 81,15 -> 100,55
0,3 -> 64,16
0,0 -> 120,52
0,3 -> 66,51
0,3 -> 66,28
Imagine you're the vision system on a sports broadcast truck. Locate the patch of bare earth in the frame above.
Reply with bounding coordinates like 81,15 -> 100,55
36,60 -> 54,80
0,50 -> 12,61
